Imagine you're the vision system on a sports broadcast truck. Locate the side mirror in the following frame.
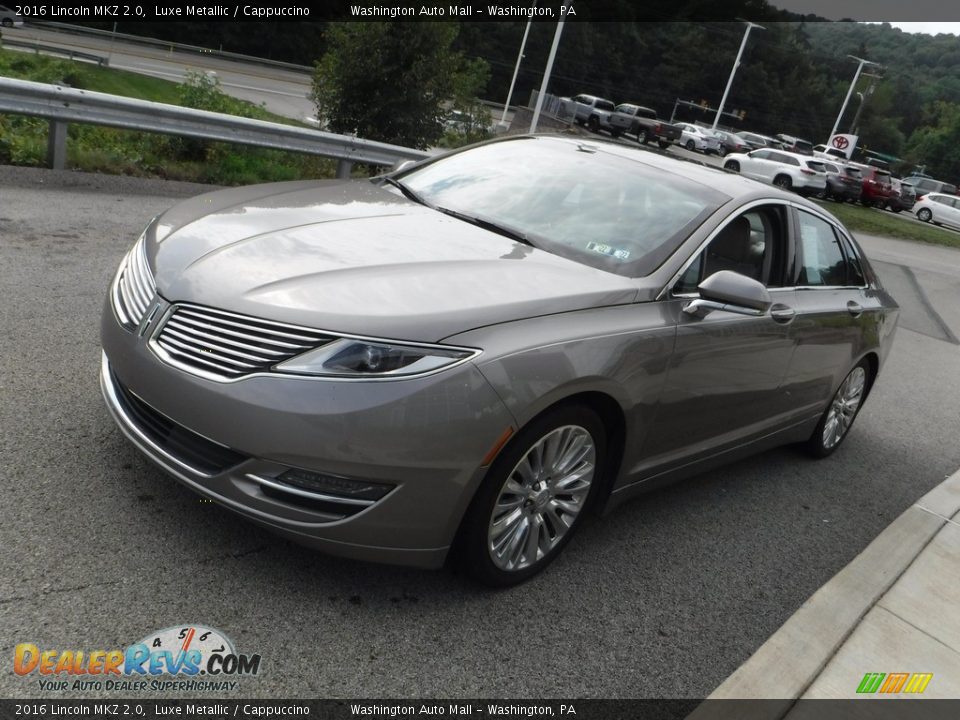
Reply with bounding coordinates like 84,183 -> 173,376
684,270 -> 772,318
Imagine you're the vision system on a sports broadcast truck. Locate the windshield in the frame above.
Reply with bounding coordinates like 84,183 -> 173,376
397,138 -> 727,278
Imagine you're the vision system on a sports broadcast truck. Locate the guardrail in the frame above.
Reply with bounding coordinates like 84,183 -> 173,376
1,36 -> 108,66
0,77 -> 430,176
31,22 -> 313,74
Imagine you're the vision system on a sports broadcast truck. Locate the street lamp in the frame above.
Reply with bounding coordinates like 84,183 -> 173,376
712,21 -> 765,130
529,0 -> 571,133
828,55 -> 881,141
498,3 -> 537,130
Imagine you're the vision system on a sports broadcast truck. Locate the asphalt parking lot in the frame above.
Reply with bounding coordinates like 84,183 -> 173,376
2,164 -> 960,700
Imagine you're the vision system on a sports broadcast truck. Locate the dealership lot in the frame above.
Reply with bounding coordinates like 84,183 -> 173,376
2,165 -> 960,698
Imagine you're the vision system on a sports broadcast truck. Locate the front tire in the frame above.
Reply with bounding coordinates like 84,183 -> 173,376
805,360 -> 870,458
724,160 -> 740,172
917,208 -> 933,222
638,128 -> 649,144
685,139 -> 696,151
459,405 -> 606,587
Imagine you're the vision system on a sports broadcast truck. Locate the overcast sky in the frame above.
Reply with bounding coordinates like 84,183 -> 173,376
773,0 -> 960,24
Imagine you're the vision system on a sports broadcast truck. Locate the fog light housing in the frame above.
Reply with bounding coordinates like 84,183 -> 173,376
277,468 -> 393,502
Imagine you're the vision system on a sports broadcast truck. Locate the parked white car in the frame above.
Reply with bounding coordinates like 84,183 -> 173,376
913,192 -> 960,229
674,123 -> 722,154
0,4 -> 25,26
722,148 -> 827,195
813,144 -> 849,162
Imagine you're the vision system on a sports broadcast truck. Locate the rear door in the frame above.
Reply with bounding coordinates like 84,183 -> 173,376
781,207 -> 881,419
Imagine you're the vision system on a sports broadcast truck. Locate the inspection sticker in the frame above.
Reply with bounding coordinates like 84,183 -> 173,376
586,242 -> 630,260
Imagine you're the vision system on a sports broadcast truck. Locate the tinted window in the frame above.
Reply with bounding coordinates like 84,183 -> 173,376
596,100 -> 615,111
932,195 -> 952,205
944,184 -> 958,195
797,211 -> 847,287
400,138 -> 727,278
837,231 -> 866,286
807,161 -> 826,172
751,150 -> 772,160
822,163 -> 839,174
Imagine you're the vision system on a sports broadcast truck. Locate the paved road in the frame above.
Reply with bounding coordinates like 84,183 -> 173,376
2,165 -> 960,700
4,26 -> 315,121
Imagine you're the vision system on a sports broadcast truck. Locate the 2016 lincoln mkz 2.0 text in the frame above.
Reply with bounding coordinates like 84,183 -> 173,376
101,135 -> 899,586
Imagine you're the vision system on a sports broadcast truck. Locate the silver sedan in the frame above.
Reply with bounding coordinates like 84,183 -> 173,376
101,135 -> 899,586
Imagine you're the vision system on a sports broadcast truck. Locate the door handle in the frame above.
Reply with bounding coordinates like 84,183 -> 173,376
770,304 -> 796,323
847,301 -> 863,318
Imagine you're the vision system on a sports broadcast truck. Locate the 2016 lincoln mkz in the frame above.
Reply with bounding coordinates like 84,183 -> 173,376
101,135 -> 899,585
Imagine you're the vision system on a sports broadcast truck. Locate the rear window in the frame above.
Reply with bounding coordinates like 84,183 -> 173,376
844,168 -> 862,178
795,141 -> 814,153
944,184 -> 958,195
807,161 -> 826,172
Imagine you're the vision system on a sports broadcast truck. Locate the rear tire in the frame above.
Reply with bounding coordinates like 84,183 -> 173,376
685,139 -> 696,151
917,208 -> 932,222
658,140 -> 670,149
459,405 -> 607,587
638,129 -> 649,144
588,116 -> 600,133
724,161 -> 740,172
804,360 -> 871,458
774,175 -> 792,191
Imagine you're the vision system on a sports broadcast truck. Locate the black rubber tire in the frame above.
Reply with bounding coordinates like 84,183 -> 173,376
458,405 -> 607,587
804,359 -> 872,459
609,128 -> 621,139
774,175 -> 793,191
685,139 -> 696,151
724,161 -> 740,172
658,140 -> 670,149
1,18 -> 13,28
638,129 -> 649,145
587,116 -> 600,133
917,208 -> 932,222
891,206 -> 902,214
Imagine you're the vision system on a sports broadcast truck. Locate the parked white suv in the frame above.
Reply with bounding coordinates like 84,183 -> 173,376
722,148 -> 827,195
913,192 -> 960,229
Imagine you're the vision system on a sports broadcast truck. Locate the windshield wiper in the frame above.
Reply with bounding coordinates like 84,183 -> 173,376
380,176 -> 432,208
434,206 -> 536,248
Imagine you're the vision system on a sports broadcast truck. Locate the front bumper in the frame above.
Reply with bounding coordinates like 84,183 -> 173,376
100,298 -> 516,568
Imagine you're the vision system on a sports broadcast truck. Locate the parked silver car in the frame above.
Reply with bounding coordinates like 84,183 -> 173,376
101,135 -> 899,586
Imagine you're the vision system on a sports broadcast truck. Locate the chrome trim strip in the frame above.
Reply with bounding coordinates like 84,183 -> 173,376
177,304 -> 332,343
147,300 -> 483,384
169,313 -> 311,350
163,320 -> 290,357
244,473 -> 376,508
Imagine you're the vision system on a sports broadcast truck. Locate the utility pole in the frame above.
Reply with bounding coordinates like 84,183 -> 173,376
712,21 -> 764,130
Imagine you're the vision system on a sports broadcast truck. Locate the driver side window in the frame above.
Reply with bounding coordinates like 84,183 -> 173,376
673,205 -> 788,295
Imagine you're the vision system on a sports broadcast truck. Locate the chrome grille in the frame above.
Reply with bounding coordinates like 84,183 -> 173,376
115,238 -> 156,329
154,304 -> 334,380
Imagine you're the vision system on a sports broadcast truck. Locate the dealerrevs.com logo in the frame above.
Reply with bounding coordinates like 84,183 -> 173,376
14,625 -> 262,693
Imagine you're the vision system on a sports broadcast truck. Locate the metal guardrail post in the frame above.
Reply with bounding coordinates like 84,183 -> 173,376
47,120 -> 68,170
336,159 -> 353,179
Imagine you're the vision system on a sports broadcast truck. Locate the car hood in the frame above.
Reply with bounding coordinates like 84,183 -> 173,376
148,180 -> 639,342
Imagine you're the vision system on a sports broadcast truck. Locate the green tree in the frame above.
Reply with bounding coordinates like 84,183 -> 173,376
904,102 -> 960,179
312,23 -> 488,149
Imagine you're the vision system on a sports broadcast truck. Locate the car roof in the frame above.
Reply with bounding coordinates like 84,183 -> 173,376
521,134 -> 819,204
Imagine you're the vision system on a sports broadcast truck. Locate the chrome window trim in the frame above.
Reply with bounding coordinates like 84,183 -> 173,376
659,199 -> 870,302
147,300 -> 482,384
658,198 -> 790,301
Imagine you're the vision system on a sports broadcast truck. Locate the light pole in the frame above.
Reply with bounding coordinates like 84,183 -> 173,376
828,55 -> 880,141
848,72 -> 882,135
499,3 -> 536,130
712,21 -> 764,130
529,1 -> 570,133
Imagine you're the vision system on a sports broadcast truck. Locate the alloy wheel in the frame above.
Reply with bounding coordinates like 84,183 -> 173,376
822,367 -> 866,450
487,425 -> 596,572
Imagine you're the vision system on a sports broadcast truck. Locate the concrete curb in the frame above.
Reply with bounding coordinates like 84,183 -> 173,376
688,468 -> 960,718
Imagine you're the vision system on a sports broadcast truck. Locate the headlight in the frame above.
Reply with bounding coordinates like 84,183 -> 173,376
111,226 -> 156,331
274,338 -> 478,378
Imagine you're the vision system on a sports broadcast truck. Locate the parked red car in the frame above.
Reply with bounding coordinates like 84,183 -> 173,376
850,164 -> 896,207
